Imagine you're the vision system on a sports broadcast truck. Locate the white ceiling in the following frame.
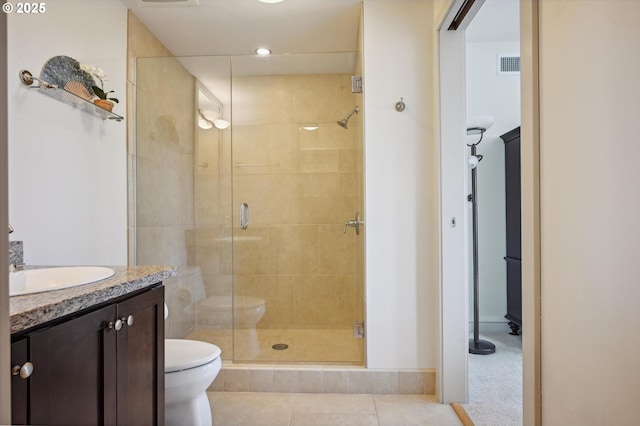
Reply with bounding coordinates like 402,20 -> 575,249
121,0 -> 518,58
120,0 -> 363,57
466,0 -> 519,43
123,0 -> 518,103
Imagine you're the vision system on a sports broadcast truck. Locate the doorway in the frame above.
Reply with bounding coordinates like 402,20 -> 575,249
438,0 -> 540,424
463,1 -> 522,423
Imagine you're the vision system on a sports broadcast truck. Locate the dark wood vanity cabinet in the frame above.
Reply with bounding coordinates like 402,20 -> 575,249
11,285 -> 165,426
501,127 -> 522,335
10,338 -> 28,425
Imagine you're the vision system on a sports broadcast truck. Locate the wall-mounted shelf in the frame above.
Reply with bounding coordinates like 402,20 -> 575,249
19,70 -> 123,122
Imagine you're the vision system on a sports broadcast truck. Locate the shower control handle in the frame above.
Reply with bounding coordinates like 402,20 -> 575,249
343,212 -> 363,235
240,203 -> 249,230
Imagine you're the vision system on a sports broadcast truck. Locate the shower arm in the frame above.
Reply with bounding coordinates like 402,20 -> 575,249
344,107 -> 359,121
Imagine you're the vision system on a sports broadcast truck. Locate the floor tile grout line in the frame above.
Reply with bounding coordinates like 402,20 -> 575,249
372,394 -> 382,426
287,393 -> 297,426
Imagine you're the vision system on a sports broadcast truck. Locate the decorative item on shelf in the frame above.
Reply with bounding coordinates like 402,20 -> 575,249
40,55 -> 96,99
80,63 -> 119,113
19,55 -> 123,122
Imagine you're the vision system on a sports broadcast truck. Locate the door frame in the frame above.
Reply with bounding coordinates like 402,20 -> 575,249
437,1 -> 541,424
0,10 -> 10,422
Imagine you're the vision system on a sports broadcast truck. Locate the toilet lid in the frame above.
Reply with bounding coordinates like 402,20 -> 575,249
197,295 -> 265,312
165,339 -> 221,373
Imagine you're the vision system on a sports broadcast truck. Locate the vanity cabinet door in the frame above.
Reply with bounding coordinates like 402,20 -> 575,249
11,285 -> 164,425
28,304 -> 118,426
116,286 -> 165,426
10,338 -> 29,425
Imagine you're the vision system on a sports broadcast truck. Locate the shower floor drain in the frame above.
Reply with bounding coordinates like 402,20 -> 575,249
272,343 -> 289,350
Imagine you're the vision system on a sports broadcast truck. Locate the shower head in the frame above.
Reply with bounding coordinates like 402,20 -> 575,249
337,106 -> 360,129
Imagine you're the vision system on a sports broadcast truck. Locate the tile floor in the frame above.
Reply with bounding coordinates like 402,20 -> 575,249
208,392 -> 463,426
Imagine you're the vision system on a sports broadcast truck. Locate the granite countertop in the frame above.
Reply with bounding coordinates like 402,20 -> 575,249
10,265 -> 178,334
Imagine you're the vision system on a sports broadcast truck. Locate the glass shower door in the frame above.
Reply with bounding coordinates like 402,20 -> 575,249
230,53 -> 365,364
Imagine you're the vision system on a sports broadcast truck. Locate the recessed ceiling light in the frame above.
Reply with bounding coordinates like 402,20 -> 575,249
256,47 -> 271,56
258,0 -> 284,3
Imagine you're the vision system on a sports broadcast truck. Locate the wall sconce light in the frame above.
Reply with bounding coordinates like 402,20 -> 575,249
199,109 -> 230,130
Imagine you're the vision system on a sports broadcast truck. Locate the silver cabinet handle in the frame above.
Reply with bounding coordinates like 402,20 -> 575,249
107,315 -> 133,331
107,319 -> 123,331
123,315 -> 134,327
12,362 -> 34,379
343,212 -> 363,235
240,203 -> 249,230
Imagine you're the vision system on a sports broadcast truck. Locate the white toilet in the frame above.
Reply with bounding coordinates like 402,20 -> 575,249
165,339 -> 221,426
164,296 -> 222,426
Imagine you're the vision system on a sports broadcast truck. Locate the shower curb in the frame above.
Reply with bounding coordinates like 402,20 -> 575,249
209,364 -> 436,395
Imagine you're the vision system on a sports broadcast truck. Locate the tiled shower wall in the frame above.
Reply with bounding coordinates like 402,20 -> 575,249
129,10 -> 365,353
192,73 -> 364,330
128,12 -> 199,338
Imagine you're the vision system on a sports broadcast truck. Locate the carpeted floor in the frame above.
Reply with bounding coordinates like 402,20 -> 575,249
464,323 -> 523,426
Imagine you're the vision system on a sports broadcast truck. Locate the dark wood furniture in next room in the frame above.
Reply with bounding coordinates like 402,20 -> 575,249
501,126 -> 522,335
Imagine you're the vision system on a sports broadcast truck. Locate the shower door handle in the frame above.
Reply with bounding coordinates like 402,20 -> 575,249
343,212 -> 363,235
240,203 -> 249,230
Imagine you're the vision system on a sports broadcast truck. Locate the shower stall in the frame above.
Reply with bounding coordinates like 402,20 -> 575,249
132,53 -> 365,365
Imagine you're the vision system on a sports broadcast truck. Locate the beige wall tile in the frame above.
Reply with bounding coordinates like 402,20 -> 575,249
234,274 -> 295,328
209,369 -> 224,391
424,370 -> 436,395
249,368 -> 274,392
233,75 -> 293,125
318,224 -> 356,274
232,226 -> 271,274
373,371 -> 400,395
398,371 -> 426,395
298,369 -> 323,393
317,150 -> 339,173
299,149 -> 319,173
292,74 -> 345,124
233,174 -> 300,225
319,123 -> 354,150
273,369 -> 299,393
348,369 -> 373,394
322,369 -> 349,394
294,275 -> 348,327
268,225 -> 318,274
223,368 -> 249,392
338,149 -> 356,172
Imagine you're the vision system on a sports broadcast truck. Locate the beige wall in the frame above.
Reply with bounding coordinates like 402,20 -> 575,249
363,0 -> 438,369
127,12 -> 198,339
229,73 -> 363,330
539,1 -> 640,424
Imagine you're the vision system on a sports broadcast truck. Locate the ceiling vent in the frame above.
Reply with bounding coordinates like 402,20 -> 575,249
498,55 -> 520,75
137,0 -> 200,6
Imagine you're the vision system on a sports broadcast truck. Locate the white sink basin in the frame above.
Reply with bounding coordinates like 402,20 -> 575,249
9,266 -> 115,296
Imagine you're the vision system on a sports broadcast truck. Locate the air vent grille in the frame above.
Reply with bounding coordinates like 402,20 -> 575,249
498,55 -> 520,75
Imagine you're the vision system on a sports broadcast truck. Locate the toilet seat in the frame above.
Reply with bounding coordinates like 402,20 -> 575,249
165,339 -> 221,373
